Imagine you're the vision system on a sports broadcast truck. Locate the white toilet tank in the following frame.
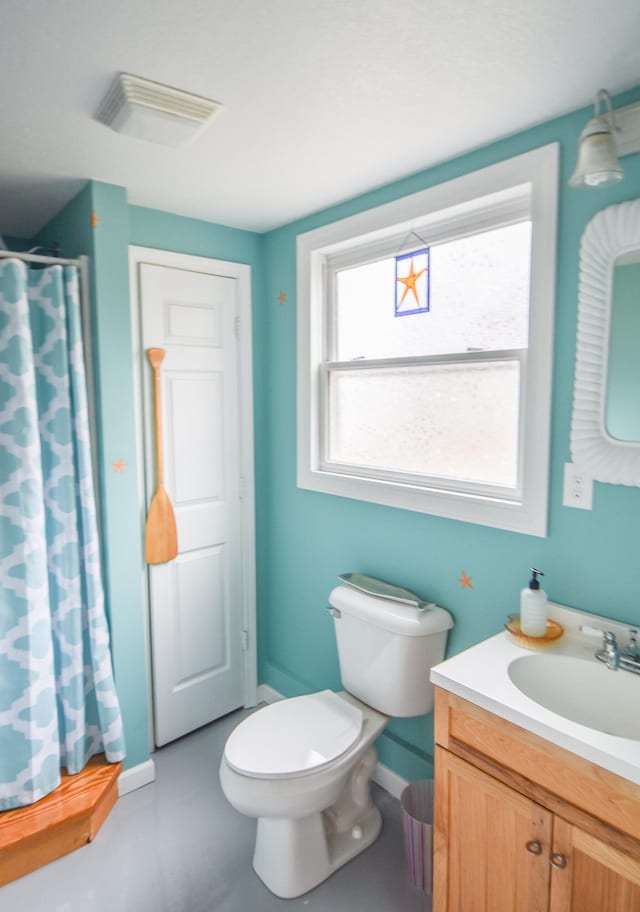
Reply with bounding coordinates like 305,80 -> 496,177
328,585 -> 454,717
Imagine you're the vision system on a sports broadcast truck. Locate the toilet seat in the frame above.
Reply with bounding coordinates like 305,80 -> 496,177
224,690 -> 363,779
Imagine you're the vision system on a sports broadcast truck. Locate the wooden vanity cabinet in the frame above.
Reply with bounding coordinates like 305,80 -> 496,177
434,688 -> 640,912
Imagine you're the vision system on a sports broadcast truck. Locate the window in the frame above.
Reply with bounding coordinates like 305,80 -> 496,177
297,146 -> 558,536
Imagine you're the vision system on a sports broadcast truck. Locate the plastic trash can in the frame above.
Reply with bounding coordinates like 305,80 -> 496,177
401,779 -> 434,894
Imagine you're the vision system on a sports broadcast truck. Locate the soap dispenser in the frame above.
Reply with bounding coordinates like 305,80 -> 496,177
520,568 -> 548,637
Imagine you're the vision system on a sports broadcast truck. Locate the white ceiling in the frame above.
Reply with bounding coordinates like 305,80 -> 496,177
1,0 -> 639,239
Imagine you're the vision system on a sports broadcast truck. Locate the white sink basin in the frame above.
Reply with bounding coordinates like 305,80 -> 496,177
508,653 -> 640,740
431,602 -> 640,783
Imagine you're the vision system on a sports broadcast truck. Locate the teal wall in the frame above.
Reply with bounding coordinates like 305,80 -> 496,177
22,83 -> 640,784
258,86 -> 640,780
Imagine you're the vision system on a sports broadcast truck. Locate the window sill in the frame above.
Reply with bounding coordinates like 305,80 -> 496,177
297,465 -> 547,537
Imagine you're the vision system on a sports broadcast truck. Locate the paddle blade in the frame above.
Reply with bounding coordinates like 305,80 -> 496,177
145,486 -> 178,564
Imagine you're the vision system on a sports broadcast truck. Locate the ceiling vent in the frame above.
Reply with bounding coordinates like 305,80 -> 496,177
96,73 -> 223,146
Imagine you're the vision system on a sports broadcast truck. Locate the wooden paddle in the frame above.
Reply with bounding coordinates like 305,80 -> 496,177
145,348 -> 178,564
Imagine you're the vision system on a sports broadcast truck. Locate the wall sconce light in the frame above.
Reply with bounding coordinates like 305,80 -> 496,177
569,89 -> 624,188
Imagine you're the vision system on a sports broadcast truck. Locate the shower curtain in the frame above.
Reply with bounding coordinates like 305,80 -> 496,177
0,258 -> 125,811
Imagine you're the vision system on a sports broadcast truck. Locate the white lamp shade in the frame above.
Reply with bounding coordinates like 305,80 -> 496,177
569,118 -> 624,188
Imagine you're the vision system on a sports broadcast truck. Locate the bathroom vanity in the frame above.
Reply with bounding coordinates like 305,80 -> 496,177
431,604 -> 640,912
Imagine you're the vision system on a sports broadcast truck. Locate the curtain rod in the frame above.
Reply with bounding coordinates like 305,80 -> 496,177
0,249 -> 82,267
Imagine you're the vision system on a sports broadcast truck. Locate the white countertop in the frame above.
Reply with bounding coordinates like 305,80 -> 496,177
430,602 -> 640,785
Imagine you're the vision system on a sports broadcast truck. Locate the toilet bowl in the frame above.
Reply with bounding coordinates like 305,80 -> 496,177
220,690 -> 388,898
220,584 -> 453,898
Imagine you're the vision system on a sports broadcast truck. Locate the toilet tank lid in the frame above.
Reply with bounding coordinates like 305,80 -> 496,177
224,690 -> 363,778
329,585 -> 454,636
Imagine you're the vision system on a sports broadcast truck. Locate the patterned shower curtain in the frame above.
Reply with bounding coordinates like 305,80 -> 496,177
0,258 -> 125,811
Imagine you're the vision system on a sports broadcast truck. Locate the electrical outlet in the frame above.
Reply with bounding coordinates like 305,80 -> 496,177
563,462 -> 593,510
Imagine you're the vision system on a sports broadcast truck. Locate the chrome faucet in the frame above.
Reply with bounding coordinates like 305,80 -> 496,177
580,624 -> 640,674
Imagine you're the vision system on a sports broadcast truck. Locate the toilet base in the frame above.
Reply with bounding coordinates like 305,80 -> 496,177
252,746 -> 382,898
253,803 -> 382,899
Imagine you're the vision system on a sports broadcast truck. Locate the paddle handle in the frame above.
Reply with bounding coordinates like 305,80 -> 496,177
147,348 -> 166,488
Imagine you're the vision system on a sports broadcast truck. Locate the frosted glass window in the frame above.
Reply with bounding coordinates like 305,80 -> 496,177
328,361 -> 520,488
335,221 -> 531,361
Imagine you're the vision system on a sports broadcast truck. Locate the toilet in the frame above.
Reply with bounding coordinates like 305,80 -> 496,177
219,584 -> 453,898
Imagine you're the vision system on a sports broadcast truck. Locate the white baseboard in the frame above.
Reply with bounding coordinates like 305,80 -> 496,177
257,683 -> 285,704
118,758 -> 156,797
372,761 -> 409,800
256,684 -> 409,799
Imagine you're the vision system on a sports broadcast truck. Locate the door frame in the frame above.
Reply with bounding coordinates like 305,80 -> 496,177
129,245 -> 257,751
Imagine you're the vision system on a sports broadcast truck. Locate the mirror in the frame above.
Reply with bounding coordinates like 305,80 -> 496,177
605,251 -> 640,442
571,198 -> 640,484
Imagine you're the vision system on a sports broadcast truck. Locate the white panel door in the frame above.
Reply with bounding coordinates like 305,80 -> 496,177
140,263 -> 244,746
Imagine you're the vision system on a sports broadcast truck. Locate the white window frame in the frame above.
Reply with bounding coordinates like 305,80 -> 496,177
297,145 -> 558,537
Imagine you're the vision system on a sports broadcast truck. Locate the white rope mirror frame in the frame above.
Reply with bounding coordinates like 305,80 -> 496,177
571,198 -> 640,484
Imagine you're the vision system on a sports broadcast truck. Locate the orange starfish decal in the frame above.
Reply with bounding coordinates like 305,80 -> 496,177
396,258 -> 427,306
90,210 -> 101,229
458,570 -> 474,589
278,291 -> 287,303
111,460 -> 127,474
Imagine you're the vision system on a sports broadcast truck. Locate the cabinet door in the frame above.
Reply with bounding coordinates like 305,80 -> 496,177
434,747 -> 552,912
549,818 -> 640,912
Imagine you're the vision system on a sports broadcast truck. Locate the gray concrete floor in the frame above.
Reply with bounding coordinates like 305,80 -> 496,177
1,708 -> 432,911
